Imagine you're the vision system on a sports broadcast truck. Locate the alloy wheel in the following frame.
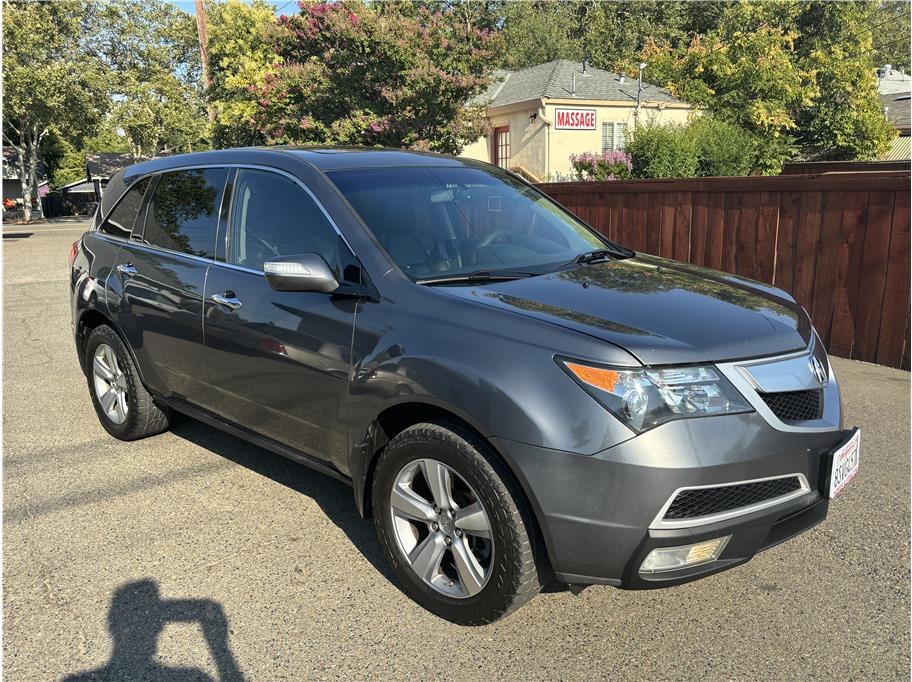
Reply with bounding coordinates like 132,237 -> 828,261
92,343 -> 129,425
389,458 -> 494,598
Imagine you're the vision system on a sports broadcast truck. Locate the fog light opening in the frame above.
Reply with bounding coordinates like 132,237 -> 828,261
639,535 -> 731,574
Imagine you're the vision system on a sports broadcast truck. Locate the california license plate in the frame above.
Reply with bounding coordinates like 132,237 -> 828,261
828,429 -> 860,498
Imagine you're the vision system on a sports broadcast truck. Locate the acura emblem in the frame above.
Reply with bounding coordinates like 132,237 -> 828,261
810,356 -> 827,385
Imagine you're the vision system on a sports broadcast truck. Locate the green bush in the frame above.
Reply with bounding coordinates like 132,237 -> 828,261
626,121 -> 699,178
625,117 -> 762,178
690,117 -> 758,177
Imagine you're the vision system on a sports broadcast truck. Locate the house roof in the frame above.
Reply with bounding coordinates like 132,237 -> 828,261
473,59 -> 683,109
880,93 -> 911,133
2,147 -> 47,181
879,135 -> 911,162
58,178 -> 98,193
877,67 -> 911,95
86,152 -> 134,180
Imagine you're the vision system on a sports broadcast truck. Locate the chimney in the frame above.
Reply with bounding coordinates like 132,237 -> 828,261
582,58 -> 588,75
884,64 -> 893,77
619,74 -> 625,84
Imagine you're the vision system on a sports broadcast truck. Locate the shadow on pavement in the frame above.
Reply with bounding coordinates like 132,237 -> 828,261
168,414 -> 396,584
3,232 -> 32,240
62,579 -> 245,681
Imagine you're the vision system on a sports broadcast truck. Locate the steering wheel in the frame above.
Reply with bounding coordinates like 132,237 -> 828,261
476,229 -> 513,249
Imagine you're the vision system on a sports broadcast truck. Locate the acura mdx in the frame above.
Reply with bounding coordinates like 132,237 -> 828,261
69,148 -> 859,625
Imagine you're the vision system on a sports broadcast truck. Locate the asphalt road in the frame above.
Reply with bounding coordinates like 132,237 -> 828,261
4,221 -> 910,681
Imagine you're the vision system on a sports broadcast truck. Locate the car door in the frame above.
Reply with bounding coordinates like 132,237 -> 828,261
201,167 -> 360,469
109,167 -> 230,402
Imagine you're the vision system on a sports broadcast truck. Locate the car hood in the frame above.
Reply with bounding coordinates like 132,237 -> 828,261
436,255 -> 811,365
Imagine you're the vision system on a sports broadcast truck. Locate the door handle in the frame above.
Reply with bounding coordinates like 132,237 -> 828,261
209,292 -> 243,310
116,263 -> 138,277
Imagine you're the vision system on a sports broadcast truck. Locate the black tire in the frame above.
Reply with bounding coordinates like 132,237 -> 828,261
85,325 -> 171,441
372,421 -> 548,625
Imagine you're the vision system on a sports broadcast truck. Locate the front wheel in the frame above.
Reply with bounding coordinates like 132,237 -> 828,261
372,422 -> 547,625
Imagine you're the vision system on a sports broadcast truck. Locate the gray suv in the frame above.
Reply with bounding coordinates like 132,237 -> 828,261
69,148 -> 859,625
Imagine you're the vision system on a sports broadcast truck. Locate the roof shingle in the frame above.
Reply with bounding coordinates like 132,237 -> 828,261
880,92 -> 911,133
475,59 -> 683,109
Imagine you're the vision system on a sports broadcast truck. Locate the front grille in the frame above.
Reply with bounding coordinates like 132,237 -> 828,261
663,476 -> 804,520
759,389 -> 823,422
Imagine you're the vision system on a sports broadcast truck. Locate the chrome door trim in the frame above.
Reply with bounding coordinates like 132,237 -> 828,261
649,473 -> 812,530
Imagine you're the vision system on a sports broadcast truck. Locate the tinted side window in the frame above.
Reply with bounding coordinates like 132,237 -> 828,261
228,169 -> 339,272
142,168 -> 228,258
99,177 -> 151,239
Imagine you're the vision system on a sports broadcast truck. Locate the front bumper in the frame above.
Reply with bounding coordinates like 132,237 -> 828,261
491,411 -> 850,589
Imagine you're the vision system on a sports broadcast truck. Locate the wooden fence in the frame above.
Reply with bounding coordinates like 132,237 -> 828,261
538,171 -> 911,370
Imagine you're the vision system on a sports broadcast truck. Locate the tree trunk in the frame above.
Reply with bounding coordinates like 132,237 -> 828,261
17,136 -> 32,223
27,126 -> 42,220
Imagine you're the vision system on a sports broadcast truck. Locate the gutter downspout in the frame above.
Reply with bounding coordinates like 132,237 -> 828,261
538,99 -> 551,179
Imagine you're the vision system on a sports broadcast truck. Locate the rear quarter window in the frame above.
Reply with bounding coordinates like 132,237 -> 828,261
98,177 -> 151,239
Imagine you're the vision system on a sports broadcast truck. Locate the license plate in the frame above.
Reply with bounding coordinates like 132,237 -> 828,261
828,429 -> 860,498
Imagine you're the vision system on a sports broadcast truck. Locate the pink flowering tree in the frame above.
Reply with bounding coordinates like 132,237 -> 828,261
252,1 -> 499,154
569,151 -> 633,182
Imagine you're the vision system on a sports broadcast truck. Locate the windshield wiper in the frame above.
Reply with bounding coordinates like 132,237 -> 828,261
416,270 -> 534,285
572,249 -> 615,265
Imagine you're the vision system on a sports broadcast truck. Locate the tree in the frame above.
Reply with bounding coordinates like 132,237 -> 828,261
793,1 -> 896,160
2,1 -> 108,221
207,0 -> 278,147
498,1 -> 584,69
585,1 -> 726,74
871,0 -> 912,72
85,0 -> 207,160
252,1 -> 499,154
43,122 -> 131,190
644,3 -> 815,172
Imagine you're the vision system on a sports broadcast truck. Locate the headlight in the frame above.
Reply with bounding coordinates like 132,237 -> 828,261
558,358 -> 753,433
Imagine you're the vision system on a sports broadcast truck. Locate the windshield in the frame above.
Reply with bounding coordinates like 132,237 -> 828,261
327,166 -> 617,280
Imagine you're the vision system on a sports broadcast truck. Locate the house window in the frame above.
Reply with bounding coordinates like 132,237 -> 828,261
602,122 -> 626,152
493,126 -> 510,168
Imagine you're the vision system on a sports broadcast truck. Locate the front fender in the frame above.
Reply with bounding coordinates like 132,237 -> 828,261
345,296 -> 639,515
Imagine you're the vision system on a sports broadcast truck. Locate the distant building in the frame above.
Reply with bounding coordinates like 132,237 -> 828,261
46,152 -> 136,217
2,147 -> 49,204
460,59 -> 694,180
877,64 -> 912,96
879,90 -> 911,162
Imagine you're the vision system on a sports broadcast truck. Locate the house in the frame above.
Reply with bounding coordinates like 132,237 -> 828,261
877,64 -> 911,95
879,91 -> 911,162
460,59 -> 694,180
2,147 -> 49,206
42,152 -> 136,217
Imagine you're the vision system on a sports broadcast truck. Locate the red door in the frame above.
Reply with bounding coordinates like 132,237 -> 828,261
492,127 -> 510,168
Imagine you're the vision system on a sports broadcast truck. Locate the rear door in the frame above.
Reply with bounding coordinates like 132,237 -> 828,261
109,167 -> 230,401
202,167 -> 359,468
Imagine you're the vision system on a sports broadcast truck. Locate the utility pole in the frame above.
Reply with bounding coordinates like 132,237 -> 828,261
195,0 -> 216,126
634,62 -> 646,129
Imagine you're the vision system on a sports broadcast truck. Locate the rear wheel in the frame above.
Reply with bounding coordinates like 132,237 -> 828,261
372,421 -> 547,625
85,325 -> 171,441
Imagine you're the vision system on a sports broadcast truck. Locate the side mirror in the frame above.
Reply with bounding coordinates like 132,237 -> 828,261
263,253 -> 339,293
